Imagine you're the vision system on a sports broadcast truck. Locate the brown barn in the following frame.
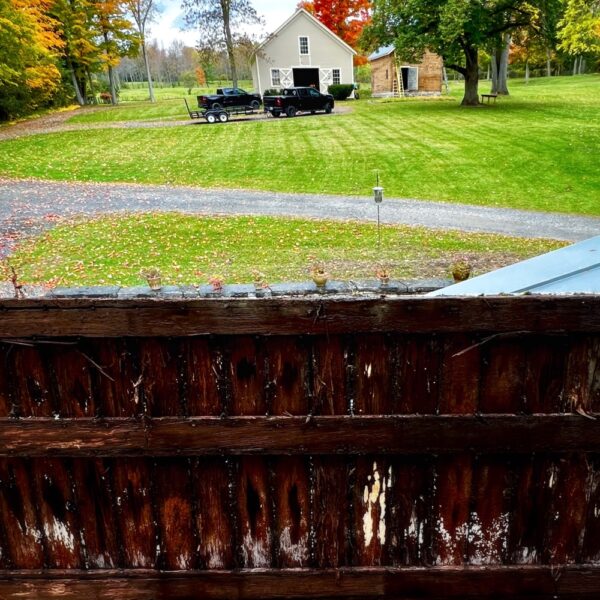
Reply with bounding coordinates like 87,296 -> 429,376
369,45 -> 443,96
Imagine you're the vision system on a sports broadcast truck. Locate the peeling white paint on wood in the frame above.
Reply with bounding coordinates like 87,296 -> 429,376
241,533 -> 270,568
362,462 -> 392,548
43,517 -> 75,551
279,527 -> 309,565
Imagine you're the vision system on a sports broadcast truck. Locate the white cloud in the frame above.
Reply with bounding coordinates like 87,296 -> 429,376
148,0 -> 299,48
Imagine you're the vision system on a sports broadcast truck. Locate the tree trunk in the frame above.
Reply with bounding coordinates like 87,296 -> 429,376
491,34 -> 510,95
108,65 -> 118,104
461,45 -> 480,106
220,0 -> 238,88
67,56 -> 85,106
525,59 -> 530,83
546,48 -> 552,77
579,57 -> 586,74
572,55 -> 579,75
142,41 -> 155,103
86,67 -> 96,104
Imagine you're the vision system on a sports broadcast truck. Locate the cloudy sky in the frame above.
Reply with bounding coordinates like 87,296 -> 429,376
150,0 -> 300,48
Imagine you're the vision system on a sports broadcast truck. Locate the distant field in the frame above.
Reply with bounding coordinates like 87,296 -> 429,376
1,75 -> 599,215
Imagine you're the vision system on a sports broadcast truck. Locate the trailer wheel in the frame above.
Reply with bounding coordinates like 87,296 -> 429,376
250,100 -> 260,110
324,103 -> 332,114
206,113 -> 217,124
286,106 -> 297,118
211,102 -> 222,110
218,112 -> 229,123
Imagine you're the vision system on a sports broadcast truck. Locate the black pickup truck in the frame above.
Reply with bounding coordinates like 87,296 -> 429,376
198,87 -> 261,110
263,87 -> 334,117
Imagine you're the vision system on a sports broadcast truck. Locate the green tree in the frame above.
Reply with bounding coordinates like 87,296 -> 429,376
558,0 -> 600,72
366,0 -> 539,105
181,0 -> 262,88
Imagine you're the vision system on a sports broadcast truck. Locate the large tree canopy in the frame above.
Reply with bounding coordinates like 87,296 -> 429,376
365,0 -> 539,105
181,0 -> 261,88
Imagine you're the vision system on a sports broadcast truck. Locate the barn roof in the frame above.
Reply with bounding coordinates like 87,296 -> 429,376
368,45 -> 395,61
427,235 -> 600,296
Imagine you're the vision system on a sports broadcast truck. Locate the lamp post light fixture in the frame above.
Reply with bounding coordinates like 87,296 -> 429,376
372,172 -> 384,248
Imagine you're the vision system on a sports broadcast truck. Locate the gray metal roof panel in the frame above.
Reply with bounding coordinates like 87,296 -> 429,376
427,235 -> 600,296
368,45 -> 395,61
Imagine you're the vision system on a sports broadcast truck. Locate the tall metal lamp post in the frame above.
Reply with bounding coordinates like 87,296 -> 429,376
373,172 -> 384,248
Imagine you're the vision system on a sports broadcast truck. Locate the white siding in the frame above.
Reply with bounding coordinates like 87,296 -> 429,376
253,10 -> 355,94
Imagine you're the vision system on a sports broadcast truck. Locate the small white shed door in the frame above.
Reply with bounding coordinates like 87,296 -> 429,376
407,67 -> 418,91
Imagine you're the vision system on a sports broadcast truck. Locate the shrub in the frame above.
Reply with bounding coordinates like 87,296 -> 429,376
263,88 -> 281,96
328,84 -> 354,100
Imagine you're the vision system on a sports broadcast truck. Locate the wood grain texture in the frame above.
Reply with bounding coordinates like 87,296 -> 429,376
0,566 -> 600,599
1,415 -> 600,456
0,297 -> 600,337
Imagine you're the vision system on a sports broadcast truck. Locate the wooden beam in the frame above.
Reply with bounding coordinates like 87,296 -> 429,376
0,415 -> 598,456
0,566 -> 598,599
0,296 -> 599,337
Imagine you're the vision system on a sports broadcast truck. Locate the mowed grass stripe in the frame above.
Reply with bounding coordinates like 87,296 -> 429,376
1,75 -> 598,214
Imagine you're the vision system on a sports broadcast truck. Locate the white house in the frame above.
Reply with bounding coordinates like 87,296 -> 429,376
252,8 -> 356,95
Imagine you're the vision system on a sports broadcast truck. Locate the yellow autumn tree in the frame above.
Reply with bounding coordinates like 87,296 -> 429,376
0,0 -> 63,119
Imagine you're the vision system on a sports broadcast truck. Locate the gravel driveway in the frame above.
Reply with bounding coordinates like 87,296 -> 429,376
1,178 -> 599,259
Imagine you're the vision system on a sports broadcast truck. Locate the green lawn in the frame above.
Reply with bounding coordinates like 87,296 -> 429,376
5,214 -> 563,287
1,75 -> 599,215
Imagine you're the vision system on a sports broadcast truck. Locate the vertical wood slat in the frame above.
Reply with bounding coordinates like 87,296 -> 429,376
48,346 -> 96,418
112,458 -> 156,568
139,339 -> 183,417
154,459 -> 195,570
183,338 -> 222,416
228,336 -> 268,416
193,457 -> 235,569
0,459 -> 45,569
88,340 -> 141,418
236,457 -> 272,568
70,459 -> 119,569
31,459 -> 82,569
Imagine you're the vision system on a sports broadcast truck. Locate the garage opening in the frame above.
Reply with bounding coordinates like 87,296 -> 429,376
293,68 -> 319,89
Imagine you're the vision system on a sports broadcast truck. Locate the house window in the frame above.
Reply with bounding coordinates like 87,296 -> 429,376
386,69 -> 389,80
332,69 -> 341,85
299,36 -> 309,55
271,69 -> 281,86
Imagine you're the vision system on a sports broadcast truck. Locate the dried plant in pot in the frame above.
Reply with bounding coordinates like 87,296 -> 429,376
375,265 -> 391,286
450,259 -> 472,282
310,263 -> 329,288
251,269 -> 267,292
208,275 -> 225,293
140,267 -> 162,291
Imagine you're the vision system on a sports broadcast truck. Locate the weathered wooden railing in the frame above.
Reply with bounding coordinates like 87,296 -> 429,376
0,296 -> 599,599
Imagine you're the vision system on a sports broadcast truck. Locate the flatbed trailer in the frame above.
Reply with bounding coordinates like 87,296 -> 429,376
184,99 -> 258,123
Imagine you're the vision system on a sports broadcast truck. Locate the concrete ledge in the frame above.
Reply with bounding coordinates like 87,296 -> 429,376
0,279 -> 452,300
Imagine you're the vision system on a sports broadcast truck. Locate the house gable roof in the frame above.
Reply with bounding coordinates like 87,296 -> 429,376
368,45 -> 395,61
256,8 -> 357,55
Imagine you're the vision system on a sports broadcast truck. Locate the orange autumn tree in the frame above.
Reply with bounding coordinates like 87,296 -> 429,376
298,0 -> 371,64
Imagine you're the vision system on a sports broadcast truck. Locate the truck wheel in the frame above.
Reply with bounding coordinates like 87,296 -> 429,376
250,100 -> 260,110
206,113 -> 216,124
218,112 -> 229,123
286,106 -> 297,118
211,102 -> 222,110
324,103 -> 332,114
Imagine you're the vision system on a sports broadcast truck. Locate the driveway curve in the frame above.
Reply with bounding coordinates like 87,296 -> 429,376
0,178 -> 598,258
